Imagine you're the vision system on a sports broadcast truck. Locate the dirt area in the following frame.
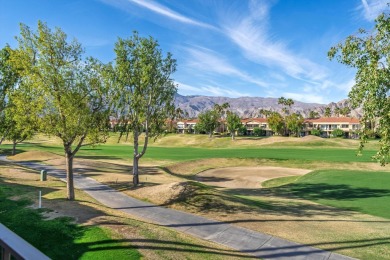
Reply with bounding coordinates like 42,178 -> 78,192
196,166 -> 311,189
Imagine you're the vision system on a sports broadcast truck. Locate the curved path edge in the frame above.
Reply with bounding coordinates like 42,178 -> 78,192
0,156 -> 356,260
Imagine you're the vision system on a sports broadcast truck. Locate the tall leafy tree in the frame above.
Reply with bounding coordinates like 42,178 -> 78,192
109,32 -> 177,186
286,113 -> 304,137
3,90 -> 37,155
11,21 -> 110,200
267,112 -> 284,135
329,11 -> 390,165
196,109 -> 220,138
0,45 -> 20,144
226,111 -> 241,140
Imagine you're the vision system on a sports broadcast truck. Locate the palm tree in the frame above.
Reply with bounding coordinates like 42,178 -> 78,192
324,107 -> 331,117
334,107 -> 341,117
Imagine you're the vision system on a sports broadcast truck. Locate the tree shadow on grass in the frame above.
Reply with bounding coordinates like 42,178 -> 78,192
0,174 -> 113,260
72,236 -> 390,259
156,182 -> 358,218
195,176 -> 233,183
76,155 -> 123,160
226,183 -> 390,201
74,238 -> 256,259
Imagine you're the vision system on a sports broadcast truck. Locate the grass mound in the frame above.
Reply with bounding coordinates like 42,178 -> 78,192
8,150 -> 62,161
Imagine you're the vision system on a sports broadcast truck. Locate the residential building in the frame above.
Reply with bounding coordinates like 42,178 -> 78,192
304,117 -> 360,138
176,119 -> 198,134
241,118 -> 272,136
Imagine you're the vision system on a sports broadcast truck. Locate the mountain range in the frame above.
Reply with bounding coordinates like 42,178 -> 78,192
174,94 -> 363,118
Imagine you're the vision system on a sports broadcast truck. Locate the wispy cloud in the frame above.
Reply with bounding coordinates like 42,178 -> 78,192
222,1 -> 328,83
176,81 -> 248,97
359,0 -> 388,21
102,0 -> 216,30
184,46 -> 268,88
283,92 -> 328,104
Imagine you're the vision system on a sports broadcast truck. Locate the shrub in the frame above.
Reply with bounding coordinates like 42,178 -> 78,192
238,126 -> 247,136
253,127 -> 266,136
331,128 -> 345,138
311,129 -> 322,136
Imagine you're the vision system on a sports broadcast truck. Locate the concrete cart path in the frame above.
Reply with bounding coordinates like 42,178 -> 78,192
1,156 -> 355,260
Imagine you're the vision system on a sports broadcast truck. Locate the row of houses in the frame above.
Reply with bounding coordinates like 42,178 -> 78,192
176,117 -> 361,138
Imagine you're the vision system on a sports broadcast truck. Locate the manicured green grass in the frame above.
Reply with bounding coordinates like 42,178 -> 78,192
75,227 -> 140,260
0,181 -> 140,260
3,142 -> 378,163
268,170 -> 390,219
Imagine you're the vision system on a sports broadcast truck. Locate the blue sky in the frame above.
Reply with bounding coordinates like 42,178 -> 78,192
0,0 -> 388,104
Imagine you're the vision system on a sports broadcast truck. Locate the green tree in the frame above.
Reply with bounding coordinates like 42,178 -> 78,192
329,11 -> 390,165
226,111 -> 241,140
213,102 -> 230,116
278,97 -> 294,115
308,110 -> 320,119
0,45 -> 20,145
267,112 -> 284,135
334,106 -> 341,117
11,22 -> 110,200
109,32 -> 177,186
259,109 -> 271,118
340,107 -> 351,117
324,107 -> 331,117
331,128 -> 345,138
196,109 -> 220,138
311,129 -> 322,136
253,127 -> 266,137
4,90 -> 37,155
238,125 -> 247,136
286,113 -> 304,137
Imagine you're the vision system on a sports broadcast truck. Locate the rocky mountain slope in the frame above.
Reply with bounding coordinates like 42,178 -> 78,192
174,94 -> 363,118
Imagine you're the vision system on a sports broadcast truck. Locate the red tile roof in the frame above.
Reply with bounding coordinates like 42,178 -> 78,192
305,117 -> 360,123
241,118 -> 267,123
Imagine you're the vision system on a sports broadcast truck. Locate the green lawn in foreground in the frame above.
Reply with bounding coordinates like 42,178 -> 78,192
267,170 -> 390,219
0,182 -> 140,260
3,142 -> 377,163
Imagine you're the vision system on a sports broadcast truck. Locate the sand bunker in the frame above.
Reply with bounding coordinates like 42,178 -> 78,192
196,166 -> 311,189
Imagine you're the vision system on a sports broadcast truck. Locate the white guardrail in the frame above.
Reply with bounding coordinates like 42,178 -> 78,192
0,223 -> 50,260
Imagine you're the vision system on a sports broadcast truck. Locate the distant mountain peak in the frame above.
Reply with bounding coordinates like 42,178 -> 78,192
174,94 -> 361,118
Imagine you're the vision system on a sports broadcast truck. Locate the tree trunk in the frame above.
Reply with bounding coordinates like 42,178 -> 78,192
209,132 -> 212,138
133,156 -> 139,186
133,130 -> 139,186
0,135 -> 5,146
231,133 -> 235,140
12,141 -> 16,156
65,150 -> 75,200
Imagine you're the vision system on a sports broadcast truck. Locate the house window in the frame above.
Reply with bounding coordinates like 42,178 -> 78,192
341,124 -> 349,128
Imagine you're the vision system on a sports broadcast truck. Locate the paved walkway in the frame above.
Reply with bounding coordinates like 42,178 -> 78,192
1,156 -> 355,260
